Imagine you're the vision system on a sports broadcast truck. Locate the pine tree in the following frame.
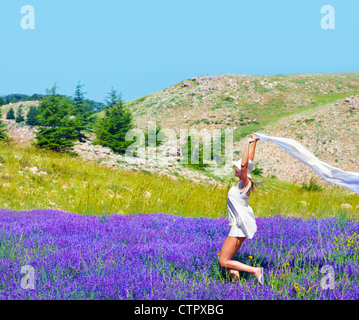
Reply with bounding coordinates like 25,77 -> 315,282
178,129 -> 227,171
26,106 -> 41,126
0,108 -> 9,141
6,107 -> 15,120
72,82 -> 96,142
32,85 -> 79,153
179,134 -> 210,171
15,105 -> 25,123
93,88 -> 134,154
144,124 -> 163,148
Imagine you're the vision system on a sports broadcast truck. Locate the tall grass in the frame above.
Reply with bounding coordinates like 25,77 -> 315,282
0,141 -> 358,219
0,142 -> 228,218
249,175 -> 359,219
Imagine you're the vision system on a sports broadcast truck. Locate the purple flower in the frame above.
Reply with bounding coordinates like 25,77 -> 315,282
0,208 -> 358,300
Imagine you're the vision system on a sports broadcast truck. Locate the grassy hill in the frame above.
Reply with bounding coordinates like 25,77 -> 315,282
3,73 -> 359,140
238,94 -> 359,187
94,72 -> 359,188
0,72 -> 358,219
121,72 -> 359,141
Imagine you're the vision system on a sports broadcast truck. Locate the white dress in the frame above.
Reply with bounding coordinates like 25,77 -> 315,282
227,180 -> 257,239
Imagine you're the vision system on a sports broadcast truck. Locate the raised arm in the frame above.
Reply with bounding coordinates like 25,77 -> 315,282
240,139 -> 251,185
240,134 -> 259,185
242,134 -> 260,166
241,140 -> 251,168
249,136 -> 258,161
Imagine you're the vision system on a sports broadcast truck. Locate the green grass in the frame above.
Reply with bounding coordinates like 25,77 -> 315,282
233,91 -> 359,141
0,141 -> 228,218
0,141 -> 358,220
249,174 -> 359,219
311,92 -> 358,106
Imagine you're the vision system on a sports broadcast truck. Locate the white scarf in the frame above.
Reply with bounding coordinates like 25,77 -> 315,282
254,132 -> 359,195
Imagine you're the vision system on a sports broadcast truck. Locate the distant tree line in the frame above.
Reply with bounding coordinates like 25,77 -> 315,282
0,93 -> 104,113
0,94 -> 45,106
0,83 -> 143,156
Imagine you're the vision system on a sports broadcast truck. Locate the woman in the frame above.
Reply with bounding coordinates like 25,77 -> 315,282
218,133 -> 264,284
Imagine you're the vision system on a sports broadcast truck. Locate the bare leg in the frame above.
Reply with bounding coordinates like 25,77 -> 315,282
226,238 -> 242,281
219,236 -> 262,284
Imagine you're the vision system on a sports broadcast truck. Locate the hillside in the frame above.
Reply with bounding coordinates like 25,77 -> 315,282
0,101 -> 219,186
236,95 -> 359,188
0,101 -> 39,143
122,72 -> 359,140
1,73 -> 359,189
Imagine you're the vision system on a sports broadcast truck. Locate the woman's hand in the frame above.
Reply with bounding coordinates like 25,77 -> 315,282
248,134 -> 260,144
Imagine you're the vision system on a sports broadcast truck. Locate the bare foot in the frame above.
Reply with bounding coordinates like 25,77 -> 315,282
253,267 -> 263,285
229,269 -> 240,282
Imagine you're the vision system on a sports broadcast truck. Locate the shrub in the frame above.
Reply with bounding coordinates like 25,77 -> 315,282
302,177 -> 323,191
252,166 -> 263,176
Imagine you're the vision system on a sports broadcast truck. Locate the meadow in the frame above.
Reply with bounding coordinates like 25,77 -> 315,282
0,141 -> 358,220
0,208 -> 358,299
0,141 -> 359,300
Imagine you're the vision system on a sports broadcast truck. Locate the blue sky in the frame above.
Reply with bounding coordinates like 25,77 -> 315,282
0,0 -> 358,103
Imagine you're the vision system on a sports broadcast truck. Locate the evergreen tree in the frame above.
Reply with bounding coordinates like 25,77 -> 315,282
72,82 -> 96,142
179,134 -> 210,171
26,106 -> 41,126
15,105 -> 25,123
178,129 -> 226,171
0,109 -> 9,141
6,107 -> 15,120
93,88 -> 134,154
144,124 -> 163,148
32,85 -> 79,153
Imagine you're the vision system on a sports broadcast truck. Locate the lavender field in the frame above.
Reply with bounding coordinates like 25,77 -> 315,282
0,208 -> 358,300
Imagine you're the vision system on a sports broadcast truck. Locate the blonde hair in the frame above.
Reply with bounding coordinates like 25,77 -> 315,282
246,177 -> 259,197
